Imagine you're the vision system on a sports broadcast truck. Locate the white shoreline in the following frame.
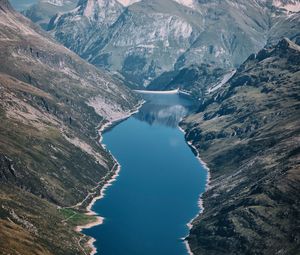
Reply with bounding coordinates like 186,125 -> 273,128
177,124 -> 211,255
76,99 -> 206,255
134,88 -> 179,94
75,100 -> 145,255
134,88 -> 194,99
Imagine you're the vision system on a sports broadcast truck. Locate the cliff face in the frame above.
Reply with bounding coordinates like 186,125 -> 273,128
181,38 -> 300,255
0,1 -> 138,254
43,0 -> 300,88
148,64 -> 229,98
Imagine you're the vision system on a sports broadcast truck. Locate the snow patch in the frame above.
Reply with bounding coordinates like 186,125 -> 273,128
41,0 -> 65,6
116,0 -> 141,6
207,69 -> 236,94
83,0 -> 95,17
173,0 -> 196,9
273,0 -> 300,12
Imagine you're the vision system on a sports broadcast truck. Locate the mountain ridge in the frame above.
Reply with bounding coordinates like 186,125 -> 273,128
43,0 -> 300,89
181,37 -> 300,255
0,1 -> 139,254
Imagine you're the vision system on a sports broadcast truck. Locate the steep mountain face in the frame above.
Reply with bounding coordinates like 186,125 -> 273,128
0,1 -> 139,254
47,0 -> 124,63
45,0 -> 300,89
147,64 -> 227,98
148,64 -> 230,98
48,0 -> 201,88
22,0 -> 77,30
181,38 -> 300,255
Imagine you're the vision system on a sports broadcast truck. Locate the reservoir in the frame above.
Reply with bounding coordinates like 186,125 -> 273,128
83,93 -> 207,255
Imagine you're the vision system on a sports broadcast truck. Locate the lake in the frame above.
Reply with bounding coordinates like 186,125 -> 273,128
83,93 -> 207,255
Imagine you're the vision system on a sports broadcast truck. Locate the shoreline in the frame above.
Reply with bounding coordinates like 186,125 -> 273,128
75,100 -> 145,255
134,88 -> 179,94
177,124 -> 211,255
76,98 -> 204,255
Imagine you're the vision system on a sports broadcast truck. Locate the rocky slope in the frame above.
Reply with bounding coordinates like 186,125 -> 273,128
0,0 -> 139,254
148,64 -> 230,98
22,0 -> 77,30
181,38 -> 300,255
43,0 -> 300,89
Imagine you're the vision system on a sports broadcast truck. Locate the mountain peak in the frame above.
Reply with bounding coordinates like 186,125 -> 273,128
240,37 -> 300,70
173,0 -> 196,9
79,0 -> 123,23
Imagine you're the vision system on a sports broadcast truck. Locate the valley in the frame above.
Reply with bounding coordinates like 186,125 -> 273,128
83,93 -> 207,255
1,0 -> 300,255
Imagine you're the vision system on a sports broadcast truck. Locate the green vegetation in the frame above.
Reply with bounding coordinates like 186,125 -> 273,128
59,208 -> 97,226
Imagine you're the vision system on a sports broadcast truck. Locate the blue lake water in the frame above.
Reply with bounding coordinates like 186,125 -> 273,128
83,94 -> 207,255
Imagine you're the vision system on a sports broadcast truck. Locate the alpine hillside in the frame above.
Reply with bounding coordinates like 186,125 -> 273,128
0,0 -> 139,254
181,38 -> 300,255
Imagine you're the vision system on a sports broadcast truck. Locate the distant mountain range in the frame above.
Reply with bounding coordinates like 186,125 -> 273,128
24,0 -> 300,90
22,0 -> 77,29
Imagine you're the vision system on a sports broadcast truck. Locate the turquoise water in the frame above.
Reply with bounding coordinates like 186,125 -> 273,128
84,94 -> 207,255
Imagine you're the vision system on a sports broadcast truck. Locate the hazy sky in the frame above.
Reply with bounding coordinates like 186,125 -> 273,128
10,0 -> 38,11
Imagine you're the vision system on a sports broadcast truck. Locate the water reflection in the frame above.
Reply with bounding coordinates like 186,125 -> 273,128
84,92 -> 206,255
134,94 -> 196,128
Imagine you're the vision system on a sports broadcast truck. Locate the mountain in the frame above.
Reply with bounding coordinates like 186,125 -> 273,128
22,0 -> 77,30
148,64 -> 231,98
44,0 -> 300,89
181,38 -> 300,255
0,0 -> 139,254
